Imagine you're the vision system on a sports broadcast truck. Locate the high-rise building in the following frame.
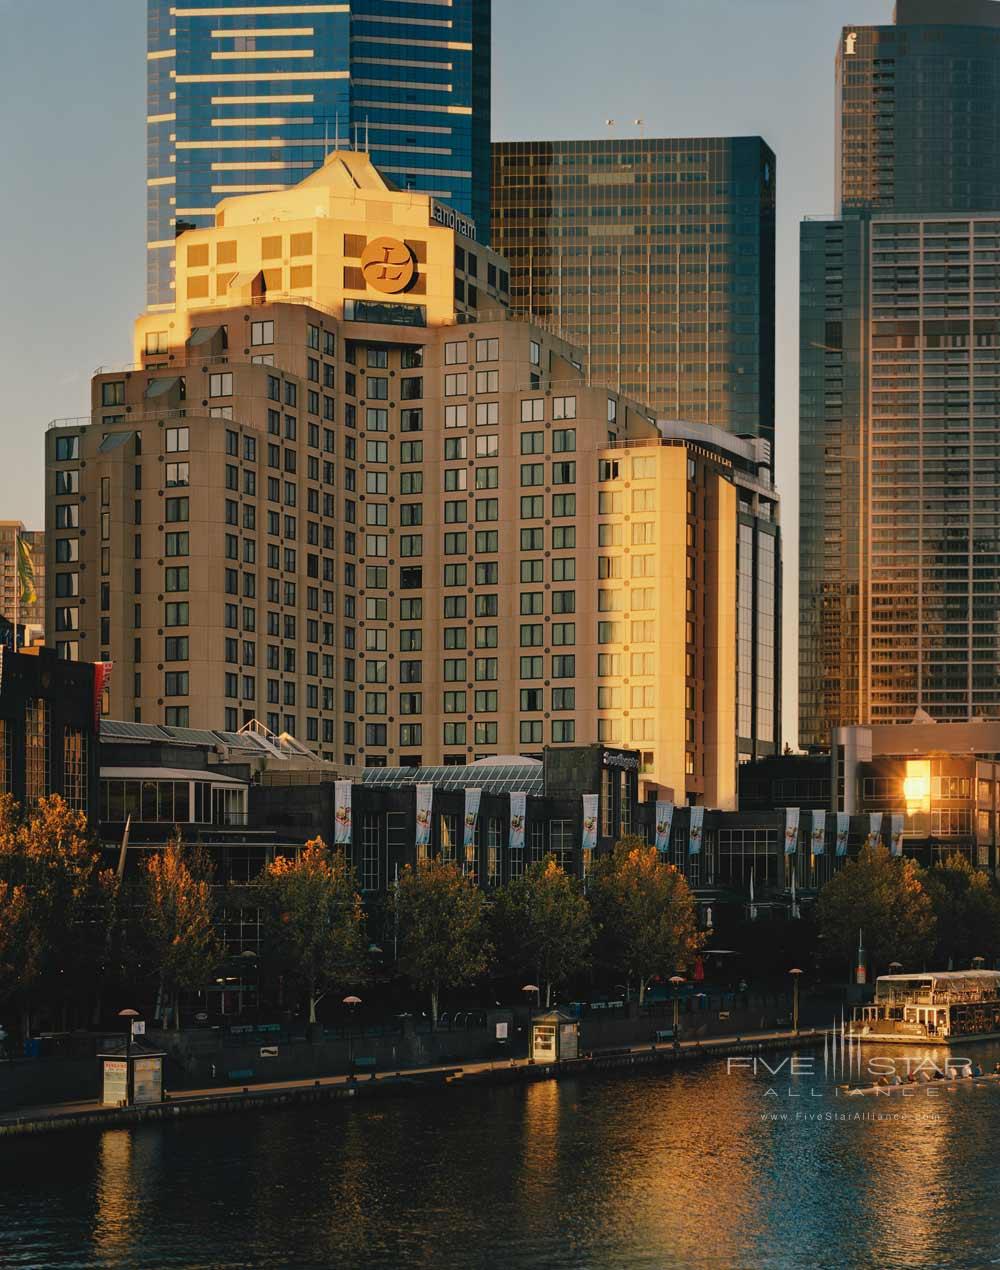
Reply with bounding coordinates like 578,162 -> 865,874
44,151 -> 769,807
799,0 -> 1000,748
491,137 -> 776,451
0,521 -> 45,639
147,0 -> 491,308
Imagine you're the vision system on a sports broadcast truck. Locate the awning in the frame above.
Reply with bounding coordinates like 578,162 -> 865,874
97,432 -> 135,453
100,766 -> 248,786
144,376 -> 183,399
188,325 -> 223,347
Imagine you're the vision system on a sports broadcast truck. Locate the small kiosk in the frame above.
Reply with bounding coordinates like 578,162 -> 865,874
529,1010 -> 580,1063
98,1038 -> 167,1106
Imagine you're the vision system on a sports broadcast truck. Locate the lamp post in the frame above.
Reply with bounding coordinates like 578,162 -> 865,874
789,970 -> 803,1035
669,975 -> 686,1038
118,1008 -> 140,1106
522,984 -> 540,1021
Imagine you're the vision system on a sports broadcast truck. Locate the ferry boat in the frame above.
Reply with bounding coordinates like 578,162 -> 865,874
847,970 -> 1000,1046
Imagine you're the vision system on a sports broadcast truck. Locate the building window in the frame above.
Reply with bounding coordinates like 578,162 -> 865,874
362,814 -> 380,891
209,372 -> 233,398
63,729 -> 88,812
440,813 -> 458,863
549,820 -> 573,872
25,700 -> 49,802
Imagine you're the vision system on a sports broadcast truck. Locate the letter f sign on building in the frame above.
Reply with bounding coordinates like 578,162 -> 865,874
845,31 -> 858,55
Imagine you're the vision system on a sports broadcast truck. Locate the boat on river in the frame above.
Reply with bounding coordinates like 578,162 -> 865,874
843,1069 -> 1000,1096
847,970 -> 1000,1046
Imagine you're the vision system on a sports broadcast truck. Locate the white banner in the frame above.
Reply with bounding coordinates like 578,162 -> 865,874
334,780 -> 353,847
865,812 -> 882,850
688,805 -> 704,856
509,792 -> 526,853
463,787 -> 481,856
784,807 -> 800,856
582,794 -> 598,853
835,811 -> 850,857
810,810 -> 826,857
890,813 -> 905,858
415,783 -> 433,854
654,801 -> 674,855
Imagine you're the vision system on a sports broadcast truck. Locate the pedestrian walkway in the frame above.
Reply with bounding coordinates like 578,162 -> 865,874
0,1026 -> 821,1130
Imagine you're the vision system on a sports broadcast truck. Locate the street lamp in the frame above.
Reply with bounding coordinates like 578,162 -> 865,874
522,984 -> 540,1018
789,970 -> 803,1035
118,1008 -> 140,1106
669,976 -> 686,1038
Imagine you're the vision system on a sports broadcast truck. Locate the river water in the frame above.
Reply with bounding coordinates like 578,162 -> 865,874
5,1040 -> 1000,1269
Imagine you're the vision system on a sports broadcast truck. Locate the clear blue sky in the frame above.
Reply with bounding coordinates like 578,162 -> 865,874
0,0 -> 896,741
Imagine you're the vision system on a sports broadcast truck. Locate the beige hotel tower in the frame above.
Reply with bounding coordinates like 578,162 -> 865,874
45,152 -> 741,807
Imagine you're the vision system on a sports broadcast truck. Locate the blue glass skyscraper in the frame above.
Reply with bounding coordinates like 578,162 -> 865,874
147,0 -> 490,308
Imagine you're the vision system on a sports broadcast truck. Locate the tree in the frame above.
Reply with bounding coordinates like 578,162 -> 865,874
587,835 -> 702,1003
924,853 -> 1000,968
491,856 -> 593,1006
142,839 -> 221,1029
394,859 -> 491,1024
0,794 -> 109,1035
817,843 -> 936,978
255,838 -> 365,1023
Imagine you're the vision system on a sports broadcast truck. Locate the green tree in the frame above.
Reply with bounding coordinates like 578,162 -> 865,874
142,839 -> 221,1029
588,834 -> 702,1003
394,859 -> 491,1024
492,856 -> 593,1006
255,838 -> 365,1023
817,843 -> 936,978
924,852 -> 1000,968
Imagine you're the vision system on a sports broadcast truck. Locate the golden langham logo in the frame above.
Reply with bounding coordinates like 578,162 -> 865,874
360,237 -> 416,293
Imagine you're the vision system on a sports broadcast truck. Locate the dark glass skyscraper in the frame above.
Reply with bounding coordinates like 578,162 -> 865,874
147,0 -> 490,308
799,0 -> 1000,748
491,138 -> 776,451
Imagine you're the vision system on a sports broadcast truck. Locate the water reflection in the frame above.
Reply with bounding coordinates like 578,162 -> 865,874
6,1044 -> 1000,1268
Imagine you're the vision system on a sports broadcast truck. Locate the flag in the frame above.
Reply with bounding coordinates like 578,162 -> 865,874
749,867 -> 757,921
810,810 -> 826,856
654,800 -> 674,855
415,783 -> 433,855
93,662 -> 113,730
582,794 -> 598,853
509,792 -> 526,853
16,536 -> 36,608
463,787 -> 482,861
688,805 -> 704,856
835,812 -> 850,856
865,813 -> 882,850
890,813 -> 905,858
784,807 -> 800,855
334,780 -> 353,847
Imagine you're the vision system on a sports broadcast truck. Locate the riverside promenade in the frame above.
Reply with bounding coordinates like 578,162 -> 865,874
0,1026 -> 823,1139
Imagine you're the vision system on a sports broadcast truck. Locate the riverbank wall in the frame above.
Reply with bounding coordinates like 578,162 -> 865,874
0,996 -> 796,1112
0,1029 -> 823,1139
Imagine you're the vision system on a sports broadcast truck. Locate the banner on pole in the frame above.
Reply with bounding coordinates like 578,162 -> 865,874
463,787 -> 482,855
93,662 -> 113,731
784,807 -> 800,856
654,801 -> 674,855
865,812 -> 883,850
334,780 -> 353,847
582,794 -> 598,854
890,813 -> 905,858
688,805 -> 704,856
415,783 -> 434,855
835,812 -> 850,857
810,810 -> 826,856
509,792 -> 526,853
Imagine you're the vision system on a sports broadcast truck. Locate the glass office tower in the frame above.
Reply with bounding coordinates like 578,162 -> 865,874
799,0 -> 1000,748
491,137 -> 776,452
147,0 -> 490,307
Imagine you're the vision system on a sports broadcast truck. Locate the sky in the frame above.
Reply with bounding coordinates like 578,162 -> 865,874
0,0 -> 897,743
